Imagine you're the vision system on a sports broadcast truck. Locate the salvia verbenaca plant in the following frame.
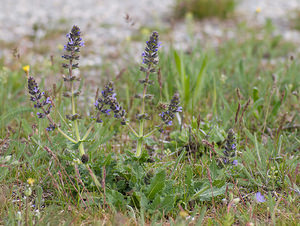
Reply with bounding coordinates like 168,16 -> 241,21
61,25 -> 86,159
94,32 -> 182,157
27,25 -> 101,189
133,31 -> 161,157
223,129 -> 238,165
27,27 -> 182,162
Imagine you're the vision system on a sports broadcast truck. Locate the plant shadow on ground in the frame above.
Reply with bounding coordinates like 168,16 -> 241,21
0,20 -> 299,225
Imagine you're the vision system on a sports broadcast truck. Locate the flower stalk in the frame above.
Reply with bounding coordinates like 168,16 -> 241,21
135,32 -> 160,157
27,25 -> 102,191
93,32 -> 182,158
223,129 -> 237,165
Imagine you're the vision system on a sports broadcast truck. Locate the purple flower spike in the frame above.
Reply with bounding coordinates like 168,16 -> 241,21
141,31 -> 160,69
62,25 -> 83,72
45,97 -> 51,104
167,121 -> 173,125
68,39 -> 74,45
232,160 -> 238,166
94,82 -> 127,125
33,87 -> 39,94
28,76 -> 54,125
223,129 -> 237,164
255,192 -> 266,203
159,93 -> 182,132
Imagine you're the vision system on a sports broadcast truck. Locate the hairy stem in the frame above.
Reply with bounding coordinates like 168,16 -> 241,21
69,58 -> 85,156
144,127 -> 159,138
71,81 -> 80,141
136,67 -> 151,157
126,123 -> 139,138
37,99 -> 76,143
57,127 -> 77,143
136,137 -> 143,158
82,122 -> 95,140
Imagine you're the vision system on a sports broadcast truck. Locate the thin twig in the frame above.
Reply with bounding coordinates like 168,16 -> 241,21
206,167 -> 216,212
239,98 -> 251,126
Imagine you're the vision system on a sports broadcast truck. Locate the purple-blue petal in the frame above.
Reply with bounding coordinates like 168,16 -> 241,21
255,192 -> 266,203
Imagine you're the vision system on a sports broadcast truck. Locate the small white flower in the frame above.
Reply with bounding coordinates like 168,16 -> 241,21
24,187 -> 32,196
16,211 -> 22,221
35,209 -> 41,218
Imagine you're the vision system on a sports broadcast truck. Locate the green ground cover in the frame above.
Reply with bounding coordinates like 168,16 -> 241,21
0,22 -> 299,225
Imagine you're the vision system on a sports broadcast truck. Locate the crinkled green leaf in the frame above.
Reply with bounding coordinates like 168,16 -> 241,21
147,170 -> 166,200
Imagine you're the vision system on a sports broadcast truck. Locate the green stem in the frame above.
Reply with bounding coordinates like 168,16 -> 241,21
79,143 -> 85,156
71,81 -> 85,156
69,70 -> 85,156
126,122 -> 139,138
71,82 -> 81,142
57,110 -> 71,129
57,127 -> 77,143
65,51 -> 101,196
82,122 -> 95,140
41,104 -> 76,143
136,69 -> 151,157
136,137 -> 143,158
144,127 -> 158,138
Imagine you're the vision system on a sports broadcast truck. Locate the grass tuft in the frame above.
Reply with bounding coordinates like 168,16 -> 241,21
173,0 -> 237,20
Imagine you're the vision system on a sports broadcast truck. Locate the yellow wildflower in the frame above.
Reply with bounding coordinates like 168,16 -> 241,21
22,65 -> 30,73
256,7 -> 261,13
27,178 -> 35,186
125,36 -> 131,42
141,28 -> 150,36
179,210 -> 189,218
57,44 -> 64,51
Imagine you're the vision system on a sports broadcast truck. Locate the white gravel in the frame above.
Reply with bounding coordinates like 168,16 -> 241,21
1,0 -> 300,65
238,0 -> 300,42
0,0 -> 173,41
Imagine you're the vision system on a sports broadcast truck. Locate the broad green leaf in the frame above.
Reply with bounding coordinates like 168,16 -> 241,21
160,195 -> 176,212
106,189 -> 127,211
147,170 -> 166,200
